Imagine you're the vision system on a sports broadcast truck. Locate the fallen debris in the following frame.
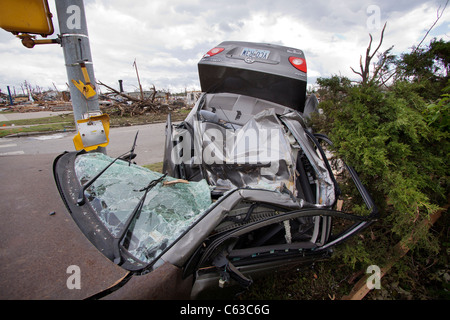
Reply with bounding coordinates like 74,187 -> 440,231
8,102 -> 73,113
163,179 -> 189,186
97,81 -> 186,117
341,195 -> 449,300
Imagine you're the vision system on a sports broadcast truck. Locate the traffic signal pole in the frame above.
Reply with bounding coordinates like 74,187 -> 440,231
54,0 -> 106,153
55,0 -> 100,124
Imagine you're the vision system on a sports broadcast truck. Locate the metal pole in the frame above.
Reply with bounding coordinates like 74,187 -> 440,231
54,0 -> 105,153
7,86 -> 14,105
54,0 -> 100,124
133,59 -> 144,100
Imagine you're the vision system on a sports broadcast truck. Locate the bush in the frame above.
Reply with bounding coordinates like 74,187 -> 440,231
310,76 -> 449,275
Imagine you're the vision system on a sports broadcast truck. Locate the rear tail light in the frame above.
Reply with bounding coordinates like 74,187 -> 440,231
203,47 -> 225,58
289,56 -> 307,73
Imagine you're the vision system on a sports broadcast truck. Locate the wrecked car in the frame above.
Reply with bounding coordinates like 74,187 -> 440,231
53,41 -> 377,299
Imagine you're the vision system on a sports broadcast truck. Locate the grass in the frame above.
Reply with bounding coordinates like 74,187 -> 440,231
0,123 -> 75,138
143,161 -> 163,173
109,109 -> 189,126
0,109 -> 189,138
0,114 -> 75,138
239,260 -> 355,300
0,113 -> 75,126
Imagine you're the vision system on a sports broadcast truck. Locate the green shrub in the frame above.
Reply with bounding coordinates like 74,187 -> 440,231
311,77 -> 449,270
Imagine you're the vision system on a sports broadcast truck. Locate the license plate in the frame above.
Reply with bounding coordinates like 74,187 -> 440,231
240,48 -> 270,60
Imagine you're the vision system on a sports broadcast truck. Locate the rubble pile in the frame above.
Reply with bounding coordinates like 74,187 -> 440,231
0,89 -> 72,112
1,81 -> 192,116
11,101 -> 73,113
97,81 -> 187,117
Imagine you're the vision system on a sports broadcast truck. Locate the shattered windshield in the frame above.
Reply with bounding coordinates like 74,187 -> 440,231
74,153 -> 212,263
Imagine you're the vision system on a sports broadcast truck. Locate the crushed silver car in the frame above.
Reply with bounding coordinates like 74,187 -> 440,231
53,41 -> 377,299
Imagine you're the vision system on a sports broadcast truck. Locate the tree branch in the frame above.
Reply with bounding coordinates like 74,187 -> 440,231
351,22 -> 388,84
369,22 -> 387,60
97,80 -> 141,102
350,66 -> 363,77
415,0 -> 448,52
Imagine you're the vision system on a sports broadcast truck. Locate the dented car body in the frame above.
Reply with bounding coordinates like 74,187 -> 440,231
53,41 -> 377,299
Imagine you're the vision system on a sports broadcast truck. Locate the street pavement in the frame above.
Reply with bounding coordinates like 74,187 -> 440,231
0,111 -> 73,122
0,122 -> 167,165
0,117 -> 168,299
0,153 -> 129,299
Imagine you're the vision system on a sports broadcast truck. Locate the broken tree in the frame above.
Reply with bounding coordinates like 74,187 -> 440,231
97,80 -> 160,116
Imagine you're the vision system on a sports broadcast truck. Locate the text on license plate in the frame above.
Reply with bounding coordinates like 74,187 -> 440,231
240,48 -> 270,60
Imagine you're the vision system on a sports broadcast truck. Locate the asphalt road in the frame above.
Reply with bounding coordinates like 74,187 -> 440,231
0,122 -> 167,166
0,121 -> 167,299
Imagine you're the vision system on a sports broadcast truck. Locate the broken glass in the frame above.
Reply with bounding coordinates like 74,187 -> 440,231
74,153 -> 212,263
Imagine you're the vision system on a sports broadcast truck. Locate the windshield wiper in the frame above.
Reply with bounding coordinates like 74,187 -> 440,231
121,130 -> 139,166
77,131 -> 139,206
112,173 -> 168,265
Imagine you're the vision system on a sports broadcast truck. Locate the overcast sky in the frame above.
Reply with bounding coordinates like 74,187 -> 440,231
0,0 -> 449,96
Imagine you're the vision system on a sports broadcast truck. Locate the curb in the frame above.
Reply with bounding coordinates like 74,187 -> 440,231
1,121 -> 170,139
2,129 -> 77,138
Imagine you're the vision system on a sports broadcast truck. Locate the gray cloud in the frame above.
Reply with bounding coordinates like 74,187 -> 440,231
0,0 -> 448,95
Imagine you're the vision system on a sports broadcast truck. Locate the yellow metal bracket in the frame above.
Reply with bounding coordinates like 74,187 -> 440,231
0,0 -> 58,49
71,62 -> 97,99
71,62 -> 108,151
73,114 -> 110,151
16,33 -> 59,48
